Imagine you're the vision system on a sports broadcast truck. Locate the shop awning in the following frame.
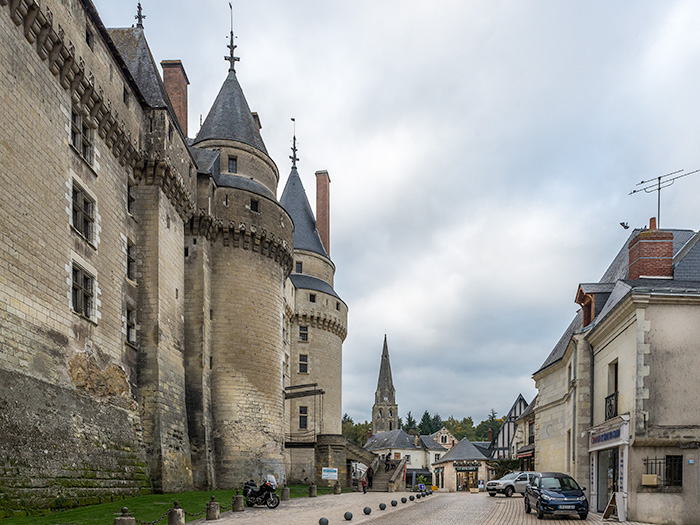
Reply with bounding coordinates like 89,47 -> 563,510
516,444 -> 535,458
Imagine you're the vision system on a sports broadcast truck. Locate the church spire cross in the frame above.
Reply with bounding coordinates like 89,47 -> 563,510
135,2 -> 146,28
290,118 -> 299,169
225,3 -> 240,72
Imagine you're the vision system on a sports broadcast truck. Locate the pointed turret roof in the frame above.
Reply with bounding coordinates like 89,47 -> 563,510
193,71 -> 267,154
280,167 -> 329,258
376,335 -> 395,394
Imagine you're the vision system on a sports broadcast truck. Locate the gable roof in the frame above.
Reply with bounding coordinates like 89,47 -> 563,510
193,71 -> 268,154
364,429 -> 415,450
433,437 -> 489,464
280,167 -> 329,258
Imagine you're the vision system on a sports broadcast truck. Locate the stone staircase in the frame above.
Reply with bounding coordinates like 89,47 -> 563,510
367,465 -> 393,492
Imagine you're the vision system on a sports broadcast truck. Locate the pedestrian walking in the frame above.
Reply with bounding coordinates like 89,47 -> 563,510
367,466 -> 374,488
362,477 -> 367,494
384,454 -> 390,472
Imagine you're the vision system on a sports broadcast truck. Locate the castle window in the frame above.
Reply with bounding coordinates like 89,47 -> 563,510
336,301 -> 340,311
72,182 -> 94,242
168,123 -> 173,141
127,240 -> 136,281
123,85 -> 129,107
71,105 -> 93,163
250,199 -> 259,213
299,326 -> 308,342
228,156 -> 237,173
299,406 -> 308,429
299,354 -> 308,373
310,293 -> 316,303
126,305 -> 136,346
184,247 -> 189,257
127,183 -> 135,215
296,262 -> 303,273
72,264 -> 94,319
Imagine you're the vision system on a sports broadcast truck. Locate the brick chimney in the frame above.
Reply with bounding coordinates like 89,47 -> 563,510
161,60 -> 189,137
628,217 -> 674,279
315,170 -> 330,255
487,427 -> 493,442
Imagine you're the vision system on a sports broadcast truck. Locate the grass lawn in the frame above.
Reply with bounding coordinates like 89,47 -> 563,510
0,485 -> 352,525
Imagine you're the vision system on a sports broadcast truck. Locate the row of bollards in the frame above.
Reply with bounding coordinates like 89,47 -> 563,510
317,489 -> 433,523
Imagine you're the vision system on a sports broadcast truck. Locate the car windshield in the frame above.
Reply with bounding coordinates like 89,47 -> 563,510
501,472 -> 519,481
541,476 -> 580,491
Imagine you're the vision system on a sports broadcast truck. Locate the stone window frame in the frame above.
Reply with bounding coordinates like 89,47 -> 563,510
309,293 -> 316,303
298,354 -> 308,374
72,180 -> 95,243
299,325 -> 308,343
296,261 -> 303,273
126,239 -> 136,281
127,182 -> 136,216
228,156 -> 238,173
70,104 -> 94,164
250,198 -> 260,213
72,263 -> 94,321
299,406 -> 308,430
125,304 -> 137,347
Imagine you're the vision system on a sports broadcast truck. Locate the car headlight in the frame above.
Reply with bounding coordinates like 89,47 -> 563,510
541,494 -> 552,501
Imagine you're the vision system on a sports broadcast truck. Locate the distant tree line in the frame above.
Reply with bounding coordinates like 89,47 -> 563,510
342,409 -> 505,446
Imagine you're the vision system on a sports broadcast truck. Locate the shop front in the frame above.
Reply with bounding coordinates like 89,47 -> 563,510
455,460 -> 481,491
588,416 -> 629,517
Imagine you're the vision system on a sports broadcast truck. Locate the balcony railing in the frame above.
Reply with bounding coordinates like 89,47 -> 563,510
605,392 -> 618,420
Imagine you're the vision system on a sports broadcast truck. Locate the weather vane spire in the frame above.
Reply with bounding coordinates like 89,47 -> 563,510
225,2 -> 240,72
135,2 -> 146,28
290,118 -> 299,169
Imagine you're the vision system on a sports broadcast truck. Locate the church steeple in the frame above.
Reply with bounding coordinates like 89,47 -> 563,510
372,335 -> 398,434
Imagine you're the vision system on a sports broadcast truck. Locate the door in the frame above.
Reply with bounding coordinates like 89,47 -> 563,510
597,448 -> 619,512
514,473 -> 529,493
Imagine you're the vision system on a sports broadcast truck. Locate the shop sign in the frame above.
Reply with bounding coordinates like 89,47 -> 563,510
589,421 -> 629,452
455,466 -> 478,471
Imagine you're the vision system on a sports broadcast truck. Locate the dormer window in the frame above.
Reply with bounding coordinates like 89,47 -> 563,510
228,156 -> 237,173
575,283 -> 613,327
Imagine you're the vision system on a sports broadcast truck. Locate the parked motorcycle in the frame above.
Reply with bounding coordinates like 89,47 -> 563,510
243,474 -> 280,509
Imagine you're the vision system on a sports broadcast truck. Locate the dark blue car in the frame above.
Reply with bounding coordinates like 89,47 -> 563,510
524,472 -> 588,520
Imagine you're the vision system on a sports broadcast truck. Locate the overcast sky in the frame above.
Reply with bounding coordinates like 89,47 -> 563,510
94,1 -> 700,425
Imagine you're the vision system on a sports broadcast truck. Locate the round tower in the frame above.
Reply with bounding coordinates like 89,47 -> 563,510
187,38 -> 293,487
280,139 -> 347,482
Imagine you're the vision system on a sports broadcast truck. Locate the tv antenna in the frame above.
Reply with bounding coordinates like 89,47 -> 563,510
629,168 -> 700,228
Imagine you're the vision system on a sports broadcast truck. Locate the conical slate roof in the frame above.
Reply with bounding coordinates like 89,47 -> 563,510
376,335 -> 395,396
193,71 -> 267,154
280,167 -> 329,258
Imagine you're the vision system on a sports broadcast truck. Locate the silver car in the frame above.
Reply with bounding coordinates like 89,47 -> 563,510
487,471 -> 538,497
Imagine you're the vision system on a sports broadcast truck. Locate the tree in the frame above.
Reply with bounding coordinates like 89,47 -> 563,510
443,415 -> 476,441
474,409 -> 504,441
404,411 -> 417,433
430,413 -> 443,434
487,458 -> 521,480
341,415 -> 372,446
342,413 -> 353,425
418,410 -> 433,435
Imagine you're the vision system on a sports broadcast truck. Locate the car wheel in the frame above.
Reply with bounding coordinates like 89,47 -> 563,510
524,497 -> 531,514
579,512 -> 588,520
537,502 -> 544,519
489,492 -> 496,497
505,486 -> 514,498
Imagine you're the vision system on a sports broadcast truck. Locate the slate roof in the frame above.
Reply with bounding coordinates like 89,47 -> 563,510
289,274 -> 341,300
107,27 -> 168,109
517,395 -> 537,420
189,148 -> 220,176
472,441 -> 493,458
193,71 -> 268,154
421,436 -> 447,451
280,167 -> 329,258
534,228 -> 698,376
363,430 -> 444,452
433,437 -> 489,464
376,335 -> 395,396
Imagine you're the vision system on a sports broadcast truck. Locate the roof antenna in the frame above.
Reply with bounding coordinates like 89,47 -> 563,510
629,168 -> 700,228
225,2 -> 240,72
290,118 -> 299,169
135,2 -> 146,29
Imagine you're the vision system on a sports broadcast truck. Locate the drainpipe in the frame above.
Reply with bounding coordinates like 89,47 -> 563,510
572,339 -> 577,467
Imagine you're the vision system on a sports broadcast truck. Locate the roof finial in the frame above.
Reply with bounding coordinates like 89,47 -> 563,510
135,2 -> 146,28
225,2 -> 240,72
290,118 -> 299,169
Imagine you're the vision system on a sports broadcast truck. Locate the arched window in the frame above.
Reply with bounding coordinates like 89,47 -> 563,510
379,409 -> 383,418
389,409 -> 393,417
389,422 -> 393,430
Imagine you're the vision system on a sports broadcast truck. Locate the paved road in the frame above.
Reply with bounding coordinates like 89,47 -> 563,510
204,491 -> 653,525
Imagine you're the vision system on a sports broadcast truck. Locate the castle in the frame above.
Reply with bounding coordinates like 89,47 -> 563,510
0,0 -> 347,513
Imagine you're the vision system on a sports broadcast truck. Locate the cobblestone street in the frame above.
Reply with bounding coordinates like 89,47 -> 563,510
200,492 -> 654,525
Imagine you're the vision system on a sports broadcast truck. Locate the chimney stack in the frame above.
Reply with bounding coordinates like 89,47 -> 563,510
488,427 -> 493,442
628,217 -> 674,279
414,434 -> 420,447
315,170 -> 330,255
161,60 -> 190,137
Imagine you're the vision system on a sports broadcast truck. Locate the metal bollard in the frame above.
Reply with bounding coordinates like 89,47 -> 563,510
309,481 -> 317,497
281,485 -> 290,501
206,495 -> 220,520
233,494 -> 245,512
114,507 -> 135,525
168,502 -> 185,525
333,482 -> 342,494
